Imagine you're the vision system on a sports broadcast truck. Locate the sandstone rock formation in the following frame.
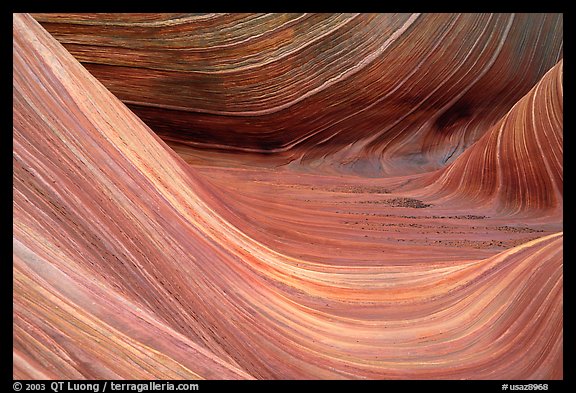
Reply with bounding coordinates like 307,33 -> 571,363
31,13 -> 564,176
14,13 -> 563,380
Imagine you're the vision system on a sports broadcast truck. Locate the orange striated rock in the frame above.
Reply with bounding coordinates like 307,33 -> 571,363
414,60 -> 563,217
32,13 -> 563,176
14,13 -> 562,380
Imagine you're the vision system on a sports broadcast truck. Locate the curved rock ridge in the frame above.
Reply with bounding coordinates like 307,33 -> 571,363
13,13 -> 253,380
32,13 -> 563,176
411,59 -> 563,217
14,13 -> 563,380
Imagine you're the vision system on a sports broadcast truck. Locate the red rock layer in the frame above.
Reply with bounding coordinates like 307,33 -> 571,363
32,13 -> 563,176
410,60 -> 563,217
14,13 -> 562,380
13,13 -> 253,380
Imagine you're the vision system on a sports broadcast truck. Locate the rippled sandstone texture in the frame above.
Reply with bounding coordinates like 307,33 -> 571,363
31,13 -> 563,176
14,13 -> 562,379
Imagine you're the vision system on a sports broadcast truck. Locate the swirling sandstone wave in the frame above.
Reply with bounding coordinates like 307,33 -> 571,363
409,60 -> 563,217
14,13 -> 562,380
32,13 -> 563,176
